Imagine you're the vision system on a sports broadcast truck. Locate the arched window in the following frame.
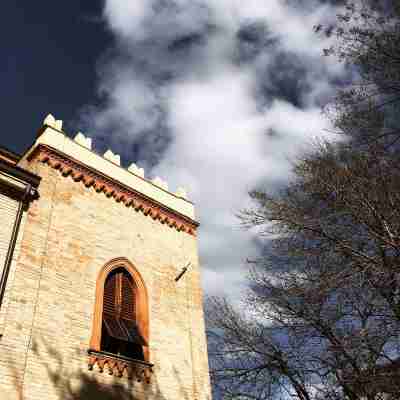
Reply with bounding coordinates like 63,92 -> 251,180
101,268 -> 144,360
89,258 -> 149,363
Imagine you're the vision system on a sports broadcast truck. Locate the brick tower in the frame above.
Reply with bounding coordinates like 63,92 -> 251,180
0,115 -> 212,400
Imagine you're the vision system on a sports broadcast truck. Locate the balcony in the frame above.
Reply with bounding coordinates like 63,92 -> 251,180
87,349 -> 153,383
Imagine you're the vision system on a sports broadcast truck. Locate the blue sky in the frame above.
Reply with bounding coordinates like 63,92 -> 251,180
2,0 -> 348,297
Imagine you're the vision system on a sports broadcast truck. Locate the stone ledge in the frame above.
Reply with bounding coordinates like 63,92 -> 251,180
87,349 -> 153,382
27,144 -> 198,236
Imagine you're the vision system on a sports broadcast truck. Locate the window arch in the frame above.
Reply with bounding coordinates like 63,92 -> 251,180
89,258 -> 149,362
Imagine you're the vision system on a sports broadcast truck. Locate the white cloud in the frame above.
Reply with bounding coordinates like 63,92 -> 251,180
103,0 -> 149,39
98,74 -> 161,135
82,0 -> 347,296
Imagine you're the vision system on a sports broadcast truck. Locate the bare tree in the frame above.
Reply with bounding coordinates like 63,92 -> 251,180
207,2 -> 400,399
321,0 -> 400,150
208,144 -> 400,400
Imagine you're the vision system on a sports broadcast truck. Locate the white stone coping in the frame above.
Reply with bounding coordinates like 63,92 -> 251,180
22,126 -> 196,221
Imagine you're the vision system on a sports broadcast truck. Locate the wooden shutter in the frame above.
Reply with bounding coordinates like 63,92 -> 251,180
102,268 -> 145,345
120,319 -> 146,345
121,272 -> 135,320
103,271 -> 117,315
103,271 -> 124,339
103,315 -> 127,341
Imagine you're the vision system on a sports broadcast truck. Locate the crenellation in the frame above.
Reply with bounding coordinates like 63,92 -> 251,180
35,113 -> 194,218
54,120 -> 63,131
73,132 -> 92,150
43,114 -> 63,131
43,114 -> 55,127
103,149 -> 121,166
128,162 -> 145,178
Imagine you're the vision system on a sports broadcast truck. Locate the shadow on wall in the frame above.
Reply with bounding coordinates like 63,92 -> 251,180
9,336 -> 193,400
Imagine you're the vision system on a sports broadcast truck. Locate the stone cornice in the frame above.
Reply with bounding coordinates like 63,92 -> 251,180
28,144 -> 199,236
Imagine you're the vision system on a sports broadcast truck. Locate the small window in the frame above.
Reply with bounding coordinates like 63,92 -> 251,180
100,268 -> 145,361
89,257 -> 150,370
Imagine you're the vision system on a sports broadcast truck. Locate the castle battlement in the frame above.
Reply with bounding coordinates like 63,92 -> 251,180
21,114 -> 196,226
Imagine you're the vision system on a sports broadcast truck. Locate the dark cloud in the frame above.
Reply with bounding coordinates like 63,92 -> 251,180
167,31 -> 208,53
234,22 -> 277,64
79,92 -> 170,170
256,52 -> 311,109
108,23 -> 216,85
127,127 -> 173,170
284,0 -> 346,11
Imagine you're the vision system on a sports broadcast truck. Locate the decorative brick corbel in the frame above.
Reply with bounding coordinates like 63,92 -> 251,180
28,144 -> 199,235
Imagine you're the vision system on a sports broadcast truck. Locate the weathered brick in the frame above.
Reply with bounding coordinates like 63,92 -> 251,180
0,132 -> 212,400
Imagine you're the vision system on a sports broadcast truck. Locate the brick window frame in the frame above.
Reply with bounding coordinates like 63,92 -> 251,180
89,257 -> 150,362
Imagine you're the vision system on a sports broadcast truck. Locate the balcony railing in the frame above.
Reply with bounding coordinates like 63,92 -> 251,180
87,349 -> 153,382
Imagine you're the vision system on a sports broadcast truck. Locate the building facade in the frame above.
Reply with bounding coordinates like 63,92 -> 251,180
0,115 -> 212,400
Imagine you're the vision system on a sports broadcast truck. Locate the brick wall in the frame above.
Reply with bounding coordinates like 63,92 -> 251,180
0,157 -> 212,400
